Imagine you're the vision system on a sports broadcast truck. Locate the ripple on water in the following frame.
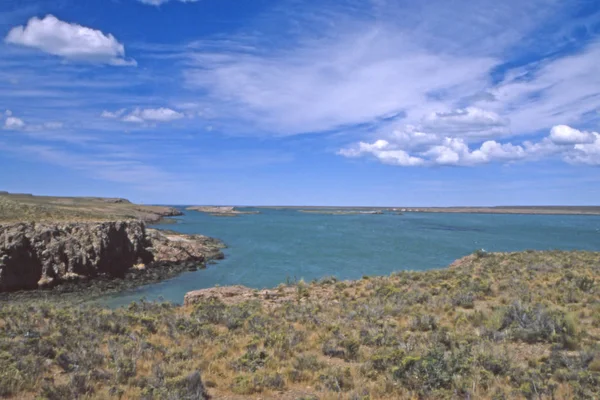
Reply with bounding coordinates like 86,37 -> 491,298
99,210 -> 600,307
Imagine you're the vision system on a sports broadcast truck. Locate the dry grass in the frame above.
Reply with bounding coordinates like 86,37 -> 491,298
1,250 -> 600,399
0,193 -> 180,223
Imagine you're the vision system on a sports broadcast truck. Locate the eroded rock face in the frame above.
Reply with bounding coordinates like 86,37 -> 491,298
0,221 -> 226,292
0,221 -> 153,291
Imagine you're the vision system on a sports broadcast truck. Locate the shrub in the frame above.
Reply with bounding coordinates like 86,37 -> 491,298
293,354 -> 323,371
234,350 -> 268,372
410,314 -> 438,331
319,367 -> 354,392
452,292 -> 475,309
165,371 -> 211,400
499,302 -> 578,346
370,348 -> 405,372
341,338 -> 360,361
575,276 -> 595,292
322,339 -> 346,359
393,346 -> 472,394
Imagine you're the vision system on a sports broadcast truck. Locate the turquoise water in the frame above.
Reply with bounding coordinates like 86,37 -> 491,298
102,209 -> 600,307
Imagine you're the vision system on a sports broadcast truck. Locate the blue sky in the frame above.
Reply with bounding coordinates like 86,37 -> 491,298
0,0 -> 599,206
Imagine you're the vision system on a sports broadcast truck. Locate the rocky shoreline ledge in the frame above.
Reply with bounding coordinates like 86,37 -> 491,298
0,220 -> 225,297
0,192 -> 227,299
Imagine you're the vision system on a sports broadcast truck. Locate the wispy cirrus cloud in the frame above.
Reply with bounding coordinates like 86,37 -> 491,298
180,0 -> 597,140
102,107 -> 185,124
12,144 -> 188,190
184,30 -> 497,135
137,0 -> 198,6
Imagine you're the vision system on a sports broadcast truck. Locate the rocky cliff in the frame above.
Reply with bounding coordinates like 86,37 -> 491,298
0,221 -> 224,292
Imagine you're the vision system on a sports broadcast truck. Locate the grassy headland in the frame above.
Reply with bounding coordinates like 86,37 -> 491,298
0,192 -> 182,223
1,250 -> 599,399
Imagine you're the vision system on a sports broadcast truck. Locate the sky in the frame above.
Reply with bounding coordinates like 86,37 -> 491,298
0,0 -> 599,206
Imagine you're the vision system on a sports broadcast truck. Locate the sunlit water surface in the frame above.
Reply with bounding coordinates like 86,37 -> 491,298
101,209 -> 600,307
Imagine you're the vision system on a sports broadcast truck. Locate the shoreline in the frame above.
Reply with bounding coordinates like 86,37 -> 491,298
244,205 -> 600,216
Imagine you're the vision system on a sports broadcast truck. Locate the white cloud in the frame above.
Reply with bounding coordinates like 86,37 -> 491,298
138,0 -> 198,5
338,124 -> 600,167
101,109 -> 127,119
137,108 -> 184,122
103,107 -> 185,124
185,29 -> 497,135
4,116 -> 25,130
123,114 -> 145,123
549,125 -> 595,145
1,110 -> 64,132
474,42 -> 600,134
339,140 -> 425,166
567,134 -> 600,165
5,15 -> 136,66
181,0 -> 588,138
475,140 -> 526,162
420,107 -> 510,139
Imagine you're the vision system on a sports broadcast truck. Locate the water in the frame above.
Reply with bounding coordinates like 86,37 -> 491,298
101,209 -> 600,307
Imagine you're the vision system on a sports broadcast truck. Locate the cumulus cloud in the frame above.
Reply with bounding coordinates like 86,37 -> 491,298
339,140 -> 425,166
1,110 -> 64,132
549,125 -> 595,145
338,124 -> 600,167
567,134 -> 600,165
102,107 -> 184,124
4,116 -> 25,130
5,15 -> 136,66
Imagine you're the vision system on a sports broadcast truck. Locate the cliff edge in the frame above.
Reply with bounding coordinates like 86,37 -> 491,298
0,221 -> 224,292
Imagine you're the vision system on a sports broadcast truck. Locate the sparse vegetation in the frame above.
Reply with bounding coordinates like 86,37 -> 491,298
1,250 -> 600,399
0,193 -> 181,223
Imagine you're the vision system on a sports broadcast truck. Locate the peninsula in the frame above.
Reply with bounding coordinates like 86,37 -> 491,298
186,205 -> 260,217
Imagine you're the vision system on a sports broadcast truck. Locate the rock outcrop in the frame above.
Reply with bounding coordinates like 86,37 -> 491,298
146,228 -> 225,264
0,221 -> 224,292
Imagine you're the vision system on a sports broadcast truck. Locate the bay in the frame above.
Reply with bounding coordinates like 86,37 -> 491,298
101,208 -> 600,307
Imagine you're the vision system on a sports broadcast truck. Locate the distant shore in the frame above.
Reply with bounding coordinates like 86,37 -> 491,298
254,205 -> 600,215
186,205 -> 260,217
